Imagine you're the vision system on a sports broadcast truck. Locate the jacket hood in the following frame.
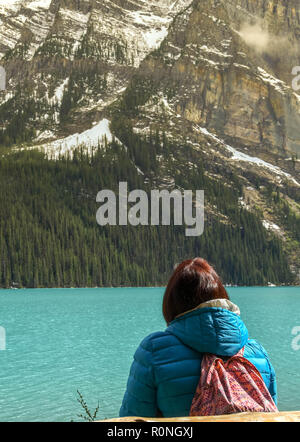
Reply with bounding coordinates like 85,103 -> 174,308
166,299 -> 248,356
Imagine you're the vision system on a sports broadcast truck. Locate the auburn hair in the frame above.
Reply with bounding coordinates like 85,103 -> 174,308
163,258 -> 229,325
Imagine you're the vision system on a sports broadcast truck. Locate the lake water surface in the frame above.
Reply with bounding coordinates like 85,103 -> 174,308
0,286 -> 299,421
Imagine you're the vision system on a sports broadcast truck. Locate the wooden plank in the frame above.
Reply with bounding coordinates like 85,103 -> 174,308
98,411 -> 300,422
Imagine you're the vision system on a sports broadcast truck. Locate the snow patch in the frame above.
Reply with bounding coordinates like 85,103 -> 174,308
0,0 -> 20,10
35,129 -> 55,141
257,67 -> 288,95
143,27 -> 168,49
26,0 -> 52,11
130,11 -> 170,27
59,8 -> 90,25
52,78 -> 69,105
197,126 -> 300,186
234,63 -> 250,70
59,8 -> 91,41
39,119 -> 119,158
200,45 -> 233,58
262,220 -> 281,232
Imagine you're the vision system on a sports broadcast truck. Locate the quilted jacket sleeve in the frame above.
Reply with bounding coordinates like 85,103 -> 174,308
268,360 -> 277,406
119,334 -> 158,417
257,343 -> 277,406
245,339 -> 278,406
255,341 -> 277,406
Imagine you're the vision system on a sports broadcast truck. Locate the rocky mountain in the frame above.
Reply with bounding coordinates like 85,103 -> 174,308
0,0 -> 191,139
0,0 -> 299,285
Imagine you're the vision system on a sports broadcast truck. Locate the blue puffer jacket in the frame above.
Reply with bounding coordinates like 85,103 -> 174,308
119,300 -> 277,417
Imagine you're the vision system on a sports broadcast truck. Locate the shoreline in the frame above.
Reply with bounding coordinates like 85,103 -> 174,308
1,284 -> 299,290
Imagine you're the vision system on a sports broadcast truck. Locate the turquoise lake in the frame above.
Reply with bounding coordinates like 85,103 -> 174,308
0,286 -> 299,421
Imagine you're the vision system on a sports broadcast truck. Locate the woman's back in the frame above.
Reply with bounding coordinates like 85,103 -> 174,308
120,259 -> 277,418
120,300 -> 277,418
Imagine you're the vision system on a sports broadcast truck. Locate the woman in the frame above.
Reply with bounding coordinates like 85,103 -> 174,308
119,258 -> 277,418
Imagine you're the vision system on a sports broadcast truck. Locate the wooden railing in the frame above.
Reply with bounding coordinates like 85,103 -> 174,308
99,411 -> 300,422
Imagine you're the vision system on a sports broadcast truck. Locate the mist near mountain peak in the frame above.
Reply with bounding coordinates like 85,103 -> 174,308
238,19 -> 296,60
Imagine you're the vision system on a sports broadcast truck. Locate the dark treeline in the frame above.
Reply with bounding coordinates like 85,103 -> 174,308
0,138 -> 294,288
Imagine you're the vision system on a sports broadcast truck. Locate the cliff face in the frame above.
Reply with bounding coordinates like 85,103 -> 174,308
0,0 -> 192,136
223,0 -> 300,156
138,0 -> 300,159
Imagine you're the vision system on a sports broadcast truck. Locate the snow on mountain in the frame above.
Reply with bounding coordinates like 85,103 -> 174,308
52,78 -> 69,105
26,0 -> 52,11
257,67 -> 290,95
143,28 -> 169,50
0,0 -> 194,153
0,0 -> 20,11
0,0 -> 51,10
86,0 -> 192,67
0,0 -> 56,58
59,7 -> 91,42
0,0 -> 192,62
262,220 -> 281,233
38,118 -> 118,159
198,127 -> 300,187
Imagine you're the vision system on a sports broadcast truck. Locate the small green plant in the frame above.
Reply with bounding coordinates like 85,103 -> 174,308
76,390 -> 100,422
